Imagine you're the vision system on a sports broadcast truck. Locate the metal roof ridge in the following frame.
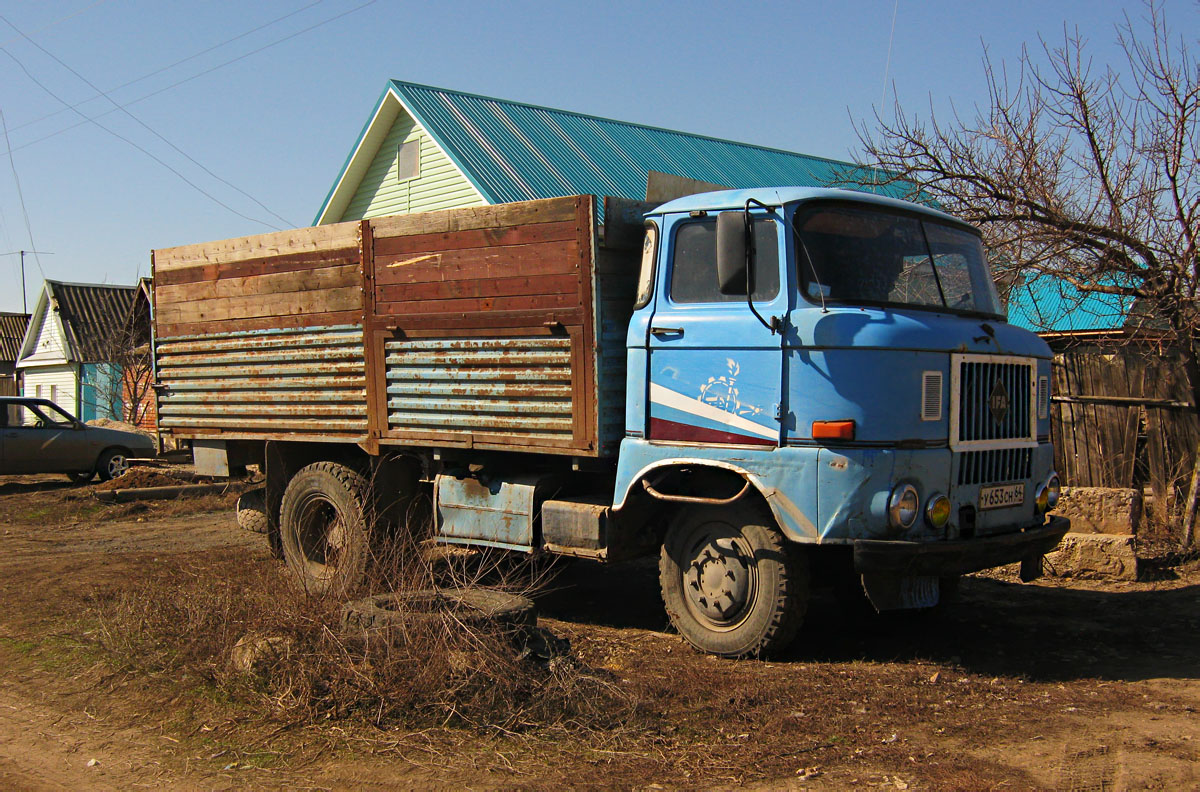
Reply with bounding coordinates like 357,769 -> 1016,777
388,80 -> 887,172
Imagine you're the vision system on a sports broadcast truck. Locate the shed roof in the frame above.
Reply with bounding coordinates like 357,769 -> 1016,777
0,312 -> 30,362
1005,275 -> 1134,333
316,81 -> 912,224
19,281 -> 139,364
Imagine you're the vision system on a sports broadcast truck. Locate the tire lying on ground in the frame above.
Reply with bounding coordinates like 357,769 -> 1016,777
340,588 -> 537,640
236,487 -> 268,534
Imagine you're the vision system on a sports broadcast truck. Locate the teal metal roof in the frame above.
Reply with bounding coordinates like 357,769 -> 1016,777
316,81 -> 914,223
1006,274 -> 1133,333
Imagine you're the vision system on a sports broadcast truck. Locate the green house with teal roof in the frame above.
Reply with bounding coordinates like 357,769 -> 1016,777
314,81 -> 909,226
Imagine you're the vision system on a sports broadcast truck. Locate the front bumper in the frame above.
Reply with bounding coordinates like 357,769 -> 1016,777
852,516 -> 1069,577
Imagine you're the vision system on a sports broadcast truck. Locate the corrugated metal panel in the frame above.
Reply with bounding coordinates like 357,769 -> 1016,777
340,112 -> 484,222
0,313 -> 29,363
48,281 -> 138,362
155,325 -> 366,435
1006,274 -> 1133,333
385,336 -> 573,440
392,80 -> 913,208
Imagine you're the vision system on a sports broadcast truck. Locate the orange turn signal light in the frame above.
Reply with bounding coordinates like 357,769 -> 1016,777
812,420 -> 855,441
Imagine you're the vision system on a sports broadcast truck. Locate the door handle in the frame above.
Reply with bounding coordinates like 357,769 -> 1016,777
650,326 -> 684,337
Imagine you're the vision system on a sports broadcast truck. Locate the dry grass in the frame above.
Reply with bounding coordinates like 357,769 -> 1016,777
83,517 -> 636,738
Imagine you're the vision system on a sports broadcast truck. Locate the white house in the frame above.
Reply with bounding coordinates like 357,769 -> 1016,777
16,281 -> 138,421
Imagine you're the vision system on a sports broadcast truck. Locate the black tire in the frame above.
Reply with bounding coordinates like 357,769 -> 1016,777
659,502 -> 807,658
279,462 -> 370,596
340,588 -> 537,637
96,448 -> 131,482
67,470 -> 95,485
237,488 -> 268,534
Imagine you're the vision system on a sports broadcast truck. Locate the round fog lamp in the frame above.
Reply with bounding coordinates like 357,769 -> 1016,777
888,484 -> 920,529
1035,485 -> 1050,514
1046,473 -> 1061,509
926,494 -> 951,529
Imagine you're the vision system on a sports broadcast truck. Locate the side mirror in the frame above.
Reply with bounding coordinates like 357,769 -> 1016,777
716,211 -> 747,295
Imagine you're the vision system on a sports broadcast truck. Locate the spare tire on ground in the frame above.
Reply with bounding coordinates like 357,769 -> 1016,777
341,588 -> 536,641
236,488 -> 268,534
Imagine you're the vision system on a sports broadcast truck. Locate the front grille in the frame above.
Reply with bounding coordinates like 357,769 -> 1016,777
957,448 -> 1033,486
952,355 -> 1035,449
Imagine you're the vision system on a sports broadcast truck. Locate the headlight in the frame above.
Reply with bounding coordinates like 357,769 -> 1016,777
925,494 -> 951,529
888,483 -> 919,529
1035,484 -> 1049,514
1046,473 -> 1061,509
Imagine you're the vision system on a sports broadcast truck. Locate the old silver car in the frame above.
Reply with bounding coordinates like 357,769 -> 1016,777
0,397 -> 156,482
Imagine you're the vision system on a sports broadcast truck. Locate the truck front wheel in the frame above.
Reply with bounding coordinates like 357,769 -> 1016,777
659,503 -> 807,658
280,462 -> 370,596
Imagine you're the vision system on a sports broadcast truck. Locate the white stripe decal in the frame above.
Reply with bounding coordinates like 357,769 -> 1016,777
649,383 -> 777,441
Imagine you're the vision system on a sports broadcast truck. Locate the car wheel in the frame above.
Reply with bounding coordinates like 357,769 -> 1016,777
96,448 -> 131,482
67,470 -> 96,485
659,502 -> 808,658
280,462 -> 370,596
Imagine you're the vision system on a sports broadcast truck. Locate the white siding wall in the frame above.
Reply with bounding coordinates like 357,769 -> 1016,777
22,309 -> 68,365
23,365 -> 79,416
339,112 -> 484,221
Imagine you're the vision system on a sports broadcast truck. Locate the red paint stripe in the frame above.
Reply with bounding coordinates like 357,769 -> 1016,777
649,417 -> 776,447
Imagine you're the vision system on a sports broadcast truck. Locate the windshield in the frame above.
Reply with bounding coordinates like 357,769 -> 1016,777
793,203 -> 1004,317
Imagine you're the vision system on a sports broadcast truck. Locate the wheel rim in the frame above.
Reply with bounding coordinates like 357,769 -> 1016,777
106,454 -> 129,478
679,521 -> 758,632
294,492 -> 348,582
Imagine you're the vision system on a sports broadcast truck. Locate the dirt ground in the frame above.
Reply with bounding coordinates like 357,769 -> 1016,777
0,473 -> 1196,790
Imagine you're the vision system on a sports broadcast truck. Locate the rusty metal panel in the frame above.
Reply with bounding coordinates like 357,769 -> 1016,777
155,324 -> 366,437
434,473 -> 543,549
384,336 -> 574,440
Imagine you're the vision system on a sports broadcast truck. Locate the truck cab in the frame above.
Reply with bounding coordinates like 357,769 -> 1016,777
614,187 -> 1068,656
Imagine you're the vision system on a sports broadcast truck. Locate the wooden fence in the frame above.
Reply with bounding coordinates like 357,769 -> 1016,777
1050,344 -> 1198,518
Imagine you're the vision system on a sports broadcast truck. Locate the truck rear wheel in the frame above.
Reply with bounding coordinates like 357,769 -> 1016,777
659,503 -> 807,658
280,462 -> 370,596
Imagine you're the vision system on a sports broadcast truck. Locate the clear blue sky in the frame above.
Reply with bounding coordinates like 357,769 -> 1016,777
0,0 -> 1192,313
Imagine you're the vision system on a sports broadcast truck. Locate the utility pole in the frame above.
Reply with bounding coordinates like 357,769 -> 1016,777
0,250 -> 53,313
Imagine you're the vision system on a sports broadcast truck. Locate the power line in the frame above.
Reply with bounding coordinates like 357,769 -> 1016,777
3,0 -> 378,158
0,46 -> 285,230
0,104 -> 46,303
2,14 -> 297,228
0,0 -> 110,50
0,250 -> 53,313
6,0 -> 328,137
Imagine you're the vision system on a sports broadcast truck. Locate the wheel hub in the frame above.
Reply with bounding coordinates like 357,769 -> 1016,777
684,536 -> 753,627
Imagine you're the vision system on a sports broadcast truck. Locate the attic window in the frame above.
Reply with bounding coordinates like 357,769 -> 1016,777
397,138 -> 421,182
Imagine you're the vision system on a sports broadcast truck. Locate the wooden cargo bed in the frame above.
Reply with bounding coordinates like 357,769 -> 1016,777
152,195 -> 639,457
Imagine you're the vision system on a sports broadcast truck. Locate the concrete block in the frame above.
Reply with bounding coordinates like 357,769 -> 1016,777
1053,487 -> 1141,535
1044,532 -> 1138,581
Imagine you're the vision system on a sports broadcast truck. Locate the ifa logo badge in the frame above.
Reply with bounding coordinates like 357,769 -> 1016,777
989,379 -> 1010,424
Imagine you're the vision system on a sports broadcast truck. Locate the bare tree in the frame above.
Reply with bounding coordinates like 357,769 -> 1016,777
857,2 -> 1198,543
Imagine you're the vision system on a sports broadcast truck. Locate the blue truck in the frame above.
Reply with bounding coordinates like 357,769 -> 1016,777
152,187 -> 1068,657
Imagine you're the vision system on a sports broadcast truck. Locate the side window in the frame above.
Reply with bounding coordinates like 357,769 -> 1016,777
670,218 -> 779,304
633,222 -> 658,309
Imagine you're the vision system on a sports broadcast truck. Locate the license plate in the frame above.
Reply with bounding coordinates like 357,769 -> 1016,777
979,482 -> 1024,510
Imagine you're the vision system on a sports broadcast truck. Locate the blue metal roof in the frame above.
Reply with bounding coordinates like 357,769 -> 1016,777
316,81 -> 919,224
1005,274 -> 1133,332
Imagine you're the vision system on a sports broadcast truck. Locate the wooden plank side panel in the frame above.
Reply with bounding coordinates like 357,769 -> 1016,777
368,195 -> 577,240
367,195 -> 601,456
154,220 -> 361,271
156,262 -> 360,304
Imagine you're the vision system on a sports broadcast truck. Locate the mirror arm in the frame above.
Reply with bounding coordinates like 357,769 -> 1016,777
743,198 -> 778,334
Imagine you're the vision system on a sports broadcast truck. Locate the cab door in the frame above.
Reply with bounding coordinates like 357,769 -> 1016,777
646,212 -> 786,447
